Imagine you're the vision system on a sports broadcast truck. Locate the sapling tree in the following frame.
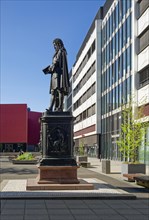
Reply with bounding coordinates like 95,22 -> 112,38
117,101 -> 148,163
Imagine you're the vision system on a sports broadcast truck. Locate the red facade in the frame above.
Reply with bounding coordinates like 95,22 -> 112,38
0,104 -> 28,143
0,104 -> 42,146
28,111 -> 42,145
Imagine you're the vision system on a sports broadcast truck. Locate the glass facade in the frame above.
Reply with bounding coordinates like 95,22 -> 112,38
101,0 -> 132,159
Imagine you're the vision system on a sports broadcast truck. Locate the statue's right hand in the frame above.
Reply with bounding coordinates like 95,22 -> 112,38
42,65 -> 51,74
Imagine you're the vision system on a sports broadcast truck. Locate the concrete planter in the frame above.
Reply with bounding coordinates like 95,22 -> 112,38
121,163 -> 146,175
76,156 -> 88,163
12,159 -> 38,164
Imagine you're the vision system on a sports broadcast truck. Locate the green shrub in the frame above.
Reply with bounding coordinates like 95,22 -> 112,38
16,152 -> 35,160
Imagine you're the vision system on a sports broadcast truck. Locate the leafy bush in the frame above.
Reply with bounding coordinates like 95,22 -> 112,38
16,152 -> 35,160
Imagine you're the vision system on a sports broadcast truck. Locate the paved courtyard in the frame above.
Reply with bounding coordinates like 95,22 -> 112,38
0,157 -> 149,220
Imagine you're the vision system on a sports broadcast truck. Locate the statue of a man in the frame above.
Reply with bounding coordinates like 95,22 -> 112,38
43,38 -> 70,112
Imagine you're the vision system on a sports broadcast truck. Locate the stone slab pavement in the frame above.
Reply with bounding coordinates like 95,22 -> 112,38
0,157 -> 149,220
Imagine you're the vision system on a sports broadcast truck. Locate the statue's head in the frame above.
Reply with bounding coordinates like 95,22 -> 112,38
53,38 -> 64,50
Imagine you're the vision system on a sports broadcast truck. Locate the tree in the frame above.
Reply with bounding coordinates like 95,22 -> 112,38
117,101 -> 148,163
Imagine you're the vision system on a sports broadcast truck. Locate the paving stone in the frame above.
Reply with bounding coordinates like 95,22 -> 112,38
95,215 -> 126,220
73,215 -> 99,220
92,208 -> 118,215
3,204 -> 25,209
24,215 -> 50,220
106,204 -> 131,209
86,204 -> 109,209
0,215 -> 24,220
124,215 -> 149,220
136,209 -> 149,214
116,208 -> 143,215
25,199 -> 45,204
49,215 -> 75,220
65,203 -> 89,208
45,204 -> 67,209
1,209 -> 24,215
48,209 -> 71,215
25,209 -> 48,215
70,209 -> 95,215
26,204 -> 46,209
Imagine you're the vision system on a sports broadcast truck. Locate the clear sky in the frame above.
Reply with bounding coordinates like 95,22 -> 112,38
1,0 -> 105,112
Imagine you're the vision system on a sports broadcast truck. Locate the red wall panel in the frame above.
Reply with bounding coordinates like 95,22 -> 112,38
0,104 -> 28,143
28,111 -> 42,145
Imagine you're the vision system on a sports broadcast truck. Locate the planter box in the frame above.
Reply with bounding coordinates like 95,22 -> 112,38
12,159 -> 38,164
121,163 -> 146,175
76,156 -> 88,163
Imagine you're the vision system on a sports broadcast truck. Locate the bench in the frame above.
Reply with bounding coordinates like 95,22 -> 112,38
134,176 -> 149,188
9,155 -> 17,161
123,173 -> 145,182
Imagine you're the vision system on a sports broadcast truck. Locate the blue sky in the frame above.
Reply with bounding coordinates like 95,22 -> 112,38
1,0 -> 105,112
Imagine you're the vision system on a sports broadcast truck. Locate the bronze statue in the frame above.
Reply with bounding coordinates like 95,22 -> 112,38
43,38 -> 70,112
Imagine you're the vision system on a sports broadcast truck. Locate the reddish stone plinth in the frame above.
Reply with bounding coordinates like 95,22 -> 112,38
37,166 -> 79,184
26,165 -> 94,190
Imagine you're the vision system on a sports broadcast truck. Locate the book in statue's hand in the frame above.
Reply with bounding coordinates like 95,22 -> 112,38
42,65 -> 51,74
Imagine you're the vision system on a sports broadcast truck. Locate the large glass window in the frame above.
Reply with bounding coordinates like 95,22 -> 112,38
122,20 -> 126,47
119,27 -> 123,52
112,88 -> 116,110
115,59 -> 118,82
113,35 -> 115,58
126,14 -> 131,42
118,83 -> 122,107
115,86 -> 118,109
112,63 -> 115,85
126,76 -> 131,102
109,15 -> 112,37
115,31 -> 119,55
122,80 -> 127,104
115,3 -> 119,28
109,65 -> 112,87
122,0 -> 126,16
126,45 -> 132,73
106,68 -> 109,88
123,50 -> 126,76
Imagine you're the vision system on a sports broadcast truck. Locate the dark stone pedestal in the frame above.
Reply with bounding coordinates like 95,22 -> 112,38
39,111 -> 77,167
26,111 -> 94,190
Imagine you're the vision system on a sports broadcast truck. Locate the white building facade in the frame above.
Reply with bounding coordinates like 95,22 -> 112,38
66,0 -> 149,164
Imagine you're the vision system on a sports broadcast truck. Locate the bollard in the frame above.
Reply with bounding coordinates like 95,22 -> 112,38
102,159 -> 110,174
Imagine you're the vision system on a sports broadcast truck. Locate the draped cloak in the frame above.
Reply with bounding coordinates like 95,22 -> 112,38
49,48 -> 70,95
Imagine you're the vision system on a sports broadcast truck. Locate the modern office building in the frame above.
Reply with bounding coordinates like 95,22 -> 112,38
67,0 -> 149,164
0,104 -> 42,152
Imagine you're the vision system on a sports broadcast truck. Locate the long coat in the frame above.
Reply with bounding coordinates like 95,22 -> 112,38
49,48 -> 70,95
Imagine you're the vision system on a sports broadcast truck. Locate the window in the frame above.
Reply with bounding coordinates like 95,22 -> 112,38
138,29 -> 149,53
118,83 -> 122,107
126,14 -> 131,41
123,51 -> 126,76
115,3 -> 119,28
115,86 -> 118,109
92,40 -> 95,53
92,104 -> 96,115
118,28 -> 122,52
139,66 -> 149,88
126,45 -> 132,73
127,76 -> 131,102
115,59 -> 118,82
115,31 -> 119,55
138,0 -> 149,17
122,21 -> 126,47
